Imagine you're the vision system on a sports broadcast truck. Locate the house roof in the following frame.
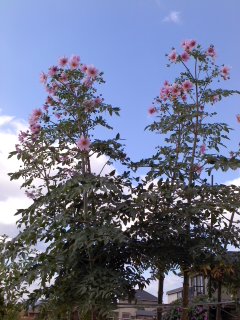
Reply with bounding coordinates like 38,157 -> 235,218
166,287 -> 183,295
135,289 -> 158,302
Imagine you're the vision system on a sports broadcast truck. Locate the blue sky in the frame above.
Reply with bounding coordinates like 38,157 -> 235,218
1,0 -> 240,178
0,0 -> 240,300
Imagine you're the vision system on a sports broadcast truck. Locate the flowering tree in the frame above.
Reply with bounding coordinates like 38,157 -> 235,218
7,56 -> 147,319
132,40 -> 240,320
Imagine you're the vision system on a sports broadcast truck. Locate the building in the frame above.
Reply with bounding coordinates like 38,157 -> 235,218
112,290 -> 158,320
166,273 -> 237,304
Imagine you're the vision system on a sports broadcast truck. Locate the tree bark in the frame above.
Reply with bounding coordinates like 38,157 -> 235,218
157,271 -> 165,320
216,281 -> 222,320
181,270 -> 189,320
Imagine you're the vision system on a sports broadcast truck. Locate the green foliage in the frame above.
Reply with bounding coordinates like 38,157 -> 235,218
6,59 -> 147,317
131,41 -> 240,318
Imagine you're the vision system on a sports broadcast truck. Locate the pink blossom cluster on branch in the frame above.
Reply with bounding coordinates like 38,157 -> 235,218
17,55 -> 105,156
168,40 -> 229,80
147,40 -> 239,177
148,40 -> 232,118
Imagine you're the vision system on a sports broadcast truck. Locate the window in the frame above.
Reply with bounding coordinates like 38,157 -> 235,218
191,275 -> 204,295
122,312 -> 131,320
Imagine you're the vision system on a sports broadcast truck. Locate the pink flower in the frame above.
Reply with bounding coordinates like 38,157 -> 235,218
163,80 -> 170,87
77,136 -> 91,151
206,46 -> 217,59
160,88 -> 168,101
30,123 -> 41,135
83,100 -> 95,112
189,39 -> 197,50
212,95 -> 219,104
181,39 -> 196,52
168,50 -> 178,63
69,55 -> 80,69
236,114 -> 240,123
55,113 -> 62,119
181,51 -> 190,62
171,83 -> 181,97
81,64 -> 88,73
49,66 -> 58,77
29,108 -> 43,126
46,96 -> 54,105
148,106 -> 157,116
200,144 -> 206,155
181,40 -> 189,51
160,81 -> 172,101
60,72 -> 68,83
86,65 -> 99,78
58,56 -> 68,67
94,97 -> 102,105
51,83 -> 59,95
33,108 -> 43,118
40,72 -> 48,84
182,80 -> 193,92
83,77 -> 93,88
182,94 -> 187,102
221,66 -> 230,80
43,105 -> 49,112
18,131 -> 28,143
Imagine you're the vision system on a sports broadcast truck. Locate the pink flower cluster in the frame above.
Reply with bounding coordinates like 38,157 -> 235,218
168,40 -> 218,64
29,108 -> 42,135
58,55 -> 81,69
18,130 -> 28,143
57,56 -> 99,80
181,39 -> 197,52
159,80 -> 193,102
77,136 -> 91,151
37,56 -> 102,128
83,97 -> 102,113
168,39 -> 197,63
40,56 -> 100,100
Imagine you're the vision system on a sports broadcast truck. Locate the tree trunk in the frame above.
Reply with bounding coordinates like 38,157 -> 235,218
208,274 -> 212,320
157,271 -> 165,320
216,281 -> 222,320
181,270 -> 189,320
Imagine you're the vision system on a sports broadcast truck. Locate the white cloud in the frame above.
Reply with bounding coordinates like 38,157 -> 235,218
90,153 -> 115,176
0,114 -> 29,234
145,271 -> 182,303
163,11 -> 181,24
225,175 -> 240,186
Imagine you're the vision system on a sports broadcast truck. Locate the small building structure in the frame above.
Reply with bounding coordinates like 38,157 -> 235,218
167,272 -> 239,304
113,290 -> 158,320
